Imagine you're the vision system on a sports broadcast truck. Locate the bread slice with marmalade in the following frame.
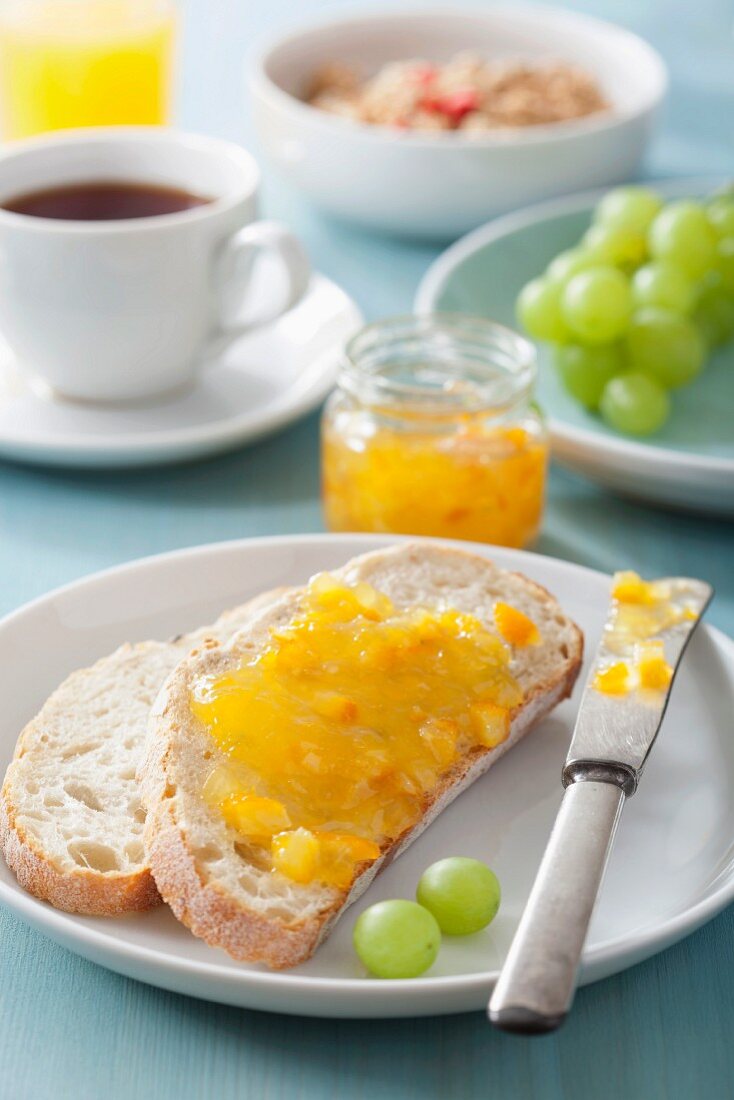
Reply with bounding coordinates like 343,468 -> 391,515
141,543 -> 583,968
0,589 -> 282,916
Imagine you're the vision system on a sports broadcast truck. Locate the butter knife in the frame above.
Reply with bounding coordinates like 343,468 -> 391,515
488,575 -> 713,1035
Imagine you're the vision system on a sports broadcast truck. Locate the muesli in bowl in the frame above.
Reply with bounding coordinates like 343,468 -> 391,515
250,7 -> 667,238
308,52 -> 608,134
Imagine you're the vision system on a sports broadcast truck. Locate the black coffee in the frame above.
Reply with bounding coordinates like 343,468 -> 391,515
1,180 -> 212,221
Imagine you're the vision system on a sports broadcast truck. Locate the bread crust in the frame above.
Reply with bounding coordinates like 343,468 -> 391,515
142,544 -> 584,967
0,792 -> 161,915
0,589 -> 284,916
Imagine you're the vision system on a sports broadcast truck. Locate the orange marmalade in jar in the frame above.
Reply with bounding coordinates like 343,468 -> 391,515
322,314 -> 548,548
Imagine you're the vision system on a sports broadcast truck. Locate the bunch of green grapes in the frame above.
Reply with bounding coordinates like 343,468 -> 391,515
516,186 -> 734,436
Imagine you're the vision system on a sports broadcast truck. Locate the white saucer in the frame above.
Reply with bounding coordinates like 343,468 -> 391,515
1,534 -> 732,1018
0,269 -> 362,469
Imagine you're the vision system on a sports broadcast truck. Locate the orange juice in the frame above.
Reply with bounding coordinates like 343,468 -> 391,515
0,0 -> 176,140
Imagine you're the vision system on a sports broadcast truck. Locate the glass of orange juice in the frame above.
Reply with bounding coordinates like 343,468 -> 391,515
0,0 -> 177,140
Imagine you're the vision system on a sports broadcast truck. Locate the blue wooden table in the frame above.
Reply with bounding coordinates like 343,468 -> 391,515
1,1 -> 733,1097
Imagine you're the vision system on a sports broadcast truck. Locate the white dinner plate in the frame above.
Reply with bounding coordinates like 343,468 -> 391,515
0,266 -> 361,469
415,178 -> 734,516
0,534 -> 732,1018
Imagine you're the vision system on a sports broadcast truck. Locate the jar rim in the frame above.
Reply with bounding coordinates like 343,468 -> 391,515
342,313 -> 537,414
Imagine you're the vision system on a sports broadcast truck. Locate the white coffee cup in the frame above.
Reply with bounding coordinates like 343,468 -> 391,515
0,128 -> 311,402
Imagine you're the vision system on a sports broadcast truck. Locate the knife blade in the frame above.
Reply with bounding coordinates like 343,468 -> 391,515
565,576 -> 713,790
488,574 -> 713,1035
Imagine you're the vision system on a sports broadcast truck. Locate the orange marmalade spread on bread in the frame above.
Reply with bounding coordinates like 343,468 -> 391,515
191,575 -> 530,888
593,572 -> 695,697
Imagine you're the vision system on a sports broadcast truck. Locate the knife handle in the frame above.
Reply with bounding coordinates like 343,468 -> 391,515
488,778 -> 625,1034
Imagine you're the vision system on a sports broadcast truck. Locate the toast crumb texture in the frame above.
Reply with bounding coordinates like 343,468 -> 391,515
0,589 -> 284,916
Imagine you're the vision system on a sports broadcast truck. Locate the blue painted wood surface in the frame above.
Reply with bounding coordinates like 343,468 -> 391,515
1,1 -> 733,1096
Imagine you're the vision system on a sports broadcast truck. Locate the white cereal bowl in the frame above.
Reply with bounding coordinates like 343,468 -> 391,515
249,6 -> 668,240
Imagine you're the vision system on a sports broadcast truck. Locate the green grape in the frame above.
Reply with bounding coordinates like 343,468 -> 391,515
553,343 -> 625,409
594,186 -> 663,234
716,237 -> 734,294
561,268 -> 632,344
693,316 -> 717,351
600,372 -> 671,436
416,858 -> 501,936
353,900 -> 441,978
546,248 -> 598,285
710,184 -> 734,203
626,307 -> 705,388
631,262 -> 695,314
582,223 -> 647,268
648,201 -> 718,279
516,277 -> 568,342
693,272 -> 734,348
706,195 -> 734,238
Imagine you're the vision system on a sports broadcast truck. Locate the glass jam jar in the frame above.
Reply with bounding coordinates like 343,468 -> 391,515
321,314 -> 548,549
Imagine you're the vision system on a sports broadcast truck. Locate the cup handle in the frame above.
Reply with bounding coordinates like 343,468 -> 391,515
210,220 -> 311,343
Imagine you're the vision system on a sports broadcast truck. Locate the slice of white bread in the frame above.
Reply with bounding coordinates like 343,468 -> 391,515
0,589 -> 283,916
141,543 -> 583,969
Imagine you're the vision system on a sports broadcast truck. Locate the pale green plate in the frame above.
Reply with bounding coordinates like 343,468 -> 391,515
416,180 -> 734,515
